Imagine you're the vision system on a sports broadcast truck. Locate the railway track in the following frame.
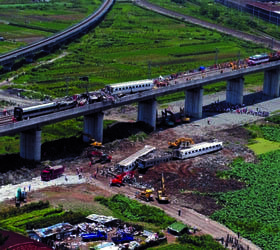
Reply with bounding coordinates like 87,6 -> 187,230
0,0 -> 115,66
0,115 -> 14,126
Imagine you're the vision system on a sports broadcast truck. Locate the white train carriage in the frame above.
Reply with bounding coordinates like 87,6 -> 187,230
173,141 -> 223,159
105,79 -> 154,95
116,145 -> 156,172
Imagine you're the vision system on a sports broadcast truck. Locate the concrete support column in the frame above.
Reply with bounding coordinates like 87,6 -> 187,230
83,112 -> 104,143
137,99 -> 157,130
263,68 -> 280,97
20,129 -> 41,161
184,87 -> 203,118
226,77 -> 244,105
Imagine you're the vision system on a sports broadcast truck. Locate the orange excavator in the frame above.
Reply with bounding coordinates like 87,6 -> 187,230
168,137 -> 194,149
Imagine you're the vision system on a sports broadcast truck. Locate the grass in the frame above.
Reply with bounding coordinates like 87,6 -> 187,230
0,0 -> 102,53
248,137 -> 280,155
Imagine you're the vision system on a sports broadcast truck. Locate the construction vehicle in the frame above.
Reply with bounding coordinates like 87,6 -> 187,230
15,188 -> 27,207
157,173 -> 169,203
168,137 -> 194,149
110,171 -> 136,187
135,189 -> 154,202
90,139 -> 103,147
41,165 -> 65,181
165,109 -> 181,124
179,107 -> 190,123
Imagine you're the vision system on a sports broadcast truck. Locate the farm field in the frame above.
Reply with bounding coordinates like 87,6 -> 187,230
0,0 -> 102,51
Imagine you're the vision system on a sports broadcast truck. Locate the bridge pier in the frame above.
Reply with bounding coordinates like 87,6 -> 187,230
2,62 -> 14,71
83,112 -> 104,143
226,77 -> 244,105
25,54 -> 34,63
137,99 -> 157,130
184,87 -> 203,118
20,128 -> 41,161
263,68 -> 280,97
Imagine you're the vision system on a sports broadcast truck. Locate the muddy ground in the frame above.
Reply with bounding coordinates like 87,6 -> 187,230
0,105 -> 256,216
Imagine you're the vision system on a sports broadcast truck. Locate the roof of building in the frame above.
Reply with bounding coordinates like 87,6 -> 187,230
0,230 -> 52,250
167,222 -> 188,233
32,222 -> 74,238
86,214 -> 118,224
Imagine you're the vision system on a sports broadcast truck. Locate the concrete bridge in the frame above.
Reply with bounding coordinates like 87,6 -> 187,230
0,60 -> 280,161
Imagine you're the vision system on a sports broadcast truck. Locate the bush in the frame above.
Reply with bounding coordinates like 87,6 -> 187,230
96,194 -> 175,228
178,234 -> 224,249
0,201 -> 50,220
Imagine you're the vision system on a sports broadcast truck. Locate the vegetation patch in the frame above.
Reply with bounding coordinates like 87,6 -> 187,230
247,138 -> 280,155
95,194 -> 176,229
211,150 -> 280,249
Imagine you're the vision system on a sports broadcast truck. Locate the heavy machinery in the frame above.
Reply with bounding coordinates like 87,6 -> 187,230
110,171 -> 136,187
91,139 -> 103,147
157,173 -> 169,203
15,188 -> 27,207
179,107 -> 190,123
135,189 -> 154,202
168,137 -> 194,149
165,109 -> 181,124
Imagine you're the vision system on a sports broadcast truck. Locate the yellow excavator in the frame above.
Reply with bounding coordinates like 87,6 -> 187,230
157,173 -> 169,203
136,189 -> 154,202
168,137 -> 194,149
90,139 -> 103,147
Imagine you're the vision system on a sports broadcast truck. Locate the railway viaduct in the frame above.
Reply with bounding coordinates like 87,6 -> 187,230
0,61 -> 280,161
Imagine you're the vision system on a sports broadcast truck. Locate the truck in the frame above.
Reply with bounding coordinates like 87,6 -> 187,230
81,231 -> 107,242
111,232 -> 134,244
41,165 -> 65,181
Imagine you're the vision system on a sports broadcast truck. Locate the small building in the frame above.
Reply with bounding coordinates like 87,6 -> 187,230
28,222 -> 75,243
86,214 -> 119,227
167,222 -> 189,236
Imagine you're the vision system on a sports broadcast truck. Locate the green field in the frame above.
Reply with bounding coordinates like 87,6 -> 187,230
211,116 -> 280,249
0,0 -> 102,53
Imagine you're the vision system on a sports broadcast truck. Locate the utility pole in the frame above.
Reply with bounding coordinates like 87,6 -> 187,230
66,77 -> 69,97
215,48 -> 219,66
79,76 -> 89,94
148,61 -> 151,79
